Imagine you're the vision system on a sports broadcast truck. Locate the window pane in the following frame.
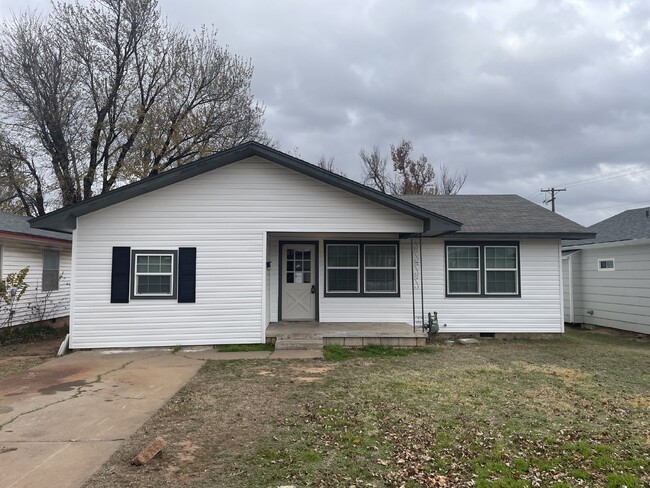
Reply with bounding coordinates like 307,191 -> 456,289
486,247 -> 517,269
160,255 -> 172,272
303,260 -> 311,271
448,270 -> 479,294
486,270 -> 517,293
43,250 -> 59,270
286,249 -> 294,259
42,251 -> 60,291
42,270 -> 59,291
327,245 -> 359,267
365,245 -> 396,267
327,269 -> 358,292
303,272 -> 311,284
287,261 -> 294,272
137,275 -> 172,294
448,247 -> 479,269
286,272 -> 294,283
366,269 -> 396,292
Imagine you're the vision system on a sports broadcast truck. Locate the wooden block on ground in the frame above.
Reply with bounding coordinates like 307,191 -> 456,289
132,436 -> 165,466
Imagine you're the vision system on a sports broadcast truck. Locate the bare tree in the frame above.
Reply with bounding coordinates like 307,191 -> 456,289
0,0 -> 268,216
317,155 -> 346,177
360,139 -> 466,195
360,145 -> 393,193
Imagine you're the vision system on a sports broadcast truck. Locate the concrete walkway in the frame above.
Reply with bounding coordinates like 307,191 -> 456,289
0,347 -> 321,488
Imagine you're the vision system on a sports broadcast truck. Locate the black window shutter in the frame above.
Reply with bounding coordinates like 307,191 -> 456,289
178,247 -> 197,303
111,247 -> 131,303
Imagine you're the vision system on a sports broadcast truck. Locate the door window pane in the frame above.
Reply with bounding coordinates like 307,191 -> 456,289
286,247 -> 313,285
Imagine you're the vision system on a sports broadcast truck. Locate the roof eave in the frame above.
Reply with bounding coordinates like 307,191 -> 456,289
439,231 -> 597,240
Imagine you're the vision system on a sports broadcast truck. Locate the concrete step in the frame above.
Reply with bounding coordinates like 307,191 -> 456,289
274,338 -> 323,350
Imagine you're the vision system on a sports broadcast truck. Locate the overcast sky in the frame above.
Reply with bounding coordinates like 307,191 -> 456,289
2,0 -> 649,226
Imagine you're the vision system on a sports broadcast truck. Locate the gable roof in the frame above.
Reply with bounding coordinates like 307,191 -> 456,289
0,212 -> 71,244
564,206 -> 650,246
29,142 -> 461,235
400,194 -> 595,239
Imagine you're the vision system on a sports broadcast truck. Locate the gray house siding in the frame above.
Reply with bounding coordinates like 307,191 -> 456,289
563,242 -> 650,334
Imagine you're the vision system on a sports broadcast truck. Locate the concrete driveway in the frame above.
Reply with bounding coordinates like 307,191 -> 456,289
0,350 -> 203,488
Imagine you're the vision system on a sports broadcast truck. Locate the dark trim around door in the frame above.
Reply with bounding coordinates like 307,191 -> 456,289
278,240 -> 320,322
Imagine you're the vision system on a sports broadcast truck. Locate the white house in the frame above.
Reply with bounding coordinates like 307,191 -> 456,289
30,143 -> 594,349
0,212 -> 71,328
563,207 -> 650,335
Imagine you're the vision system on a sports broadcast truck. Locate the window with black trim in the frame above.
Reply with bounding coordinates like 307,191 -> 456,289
446,242 -> 520,297
42,250 -> 60,291
131,250 -> 177,299
325,242 -> 399,296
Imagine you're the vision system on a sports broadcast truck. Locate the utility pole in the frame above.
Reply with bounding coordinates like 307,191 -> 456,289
540,187 -> 566,212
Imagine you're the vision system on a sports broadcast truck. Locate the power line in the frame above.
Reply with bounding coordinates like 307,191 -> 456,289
560,162 -> 650,188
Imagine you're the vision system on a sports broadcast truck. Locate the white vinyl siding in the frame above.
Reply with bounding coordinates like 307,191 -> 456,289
0,237 -> 71,327
71,157 -> 423,349
269,235 -> 564,333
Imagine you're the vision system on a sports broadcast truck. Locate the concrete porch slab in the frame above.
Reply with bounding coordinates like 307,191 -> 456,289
267,322 -> 428,348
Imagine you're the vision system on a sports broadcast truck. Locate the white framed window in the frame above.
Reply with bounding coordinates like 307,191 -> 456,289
484,246 -> 518,295
132,251 -> 177,298
446,245 -> 481,295
364,244 -> 398,293
598,258 -> 615,271
42,250 -> 60,291
326,244 -> 360,293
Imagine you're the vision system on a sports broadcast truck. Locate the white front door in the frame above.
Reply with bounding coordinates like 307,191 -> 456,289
281,244 -> 316,321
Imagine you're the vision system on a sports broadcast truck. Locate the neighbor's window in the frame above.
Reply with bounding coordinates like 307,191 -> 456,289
447,246 -> 480,294
326,244 -> 360,293
325,242 -> 399,296
598,259 -> 615,271
446,242 -> 520,297
42,250 -> 60,291
132,251 -> 177,298
485,246 -> 518,294
364,244 -> 398,293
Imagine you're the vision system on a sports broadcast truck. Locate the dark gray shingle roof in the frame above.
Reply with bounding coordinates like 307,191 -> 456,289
564,207 -> 650,246
0,212 -> 71,242
400,194 -> 594,238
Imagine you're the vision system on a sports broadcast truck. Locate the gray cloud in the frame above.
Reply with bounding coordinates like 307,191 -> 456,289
3,0 -> 650,225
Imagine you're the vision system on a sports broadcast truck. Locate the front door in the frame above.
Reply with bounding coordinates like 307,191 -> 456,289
281,244 -> 316,321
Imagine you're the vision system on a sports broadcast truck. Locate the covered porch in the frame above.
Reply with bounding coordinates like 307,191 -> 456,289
266,321 -> 428,349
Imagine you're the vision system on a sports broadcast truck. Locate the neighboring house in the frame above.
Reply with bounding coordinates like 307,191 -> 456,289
0,212 -> 71,328
562,207 -> 650,335
30,142 -> 594,349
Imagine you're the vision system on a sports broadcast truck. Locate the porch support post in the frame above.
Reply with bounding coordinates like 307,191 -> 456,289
420,234 -> 425,333
411,237 -> 416,333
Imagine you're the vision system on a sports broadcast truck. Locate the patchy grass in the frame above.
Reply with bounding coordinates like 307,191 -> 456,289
216,343 -> 274,352
85,329 -> 650,488
323,343 -> 435,361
